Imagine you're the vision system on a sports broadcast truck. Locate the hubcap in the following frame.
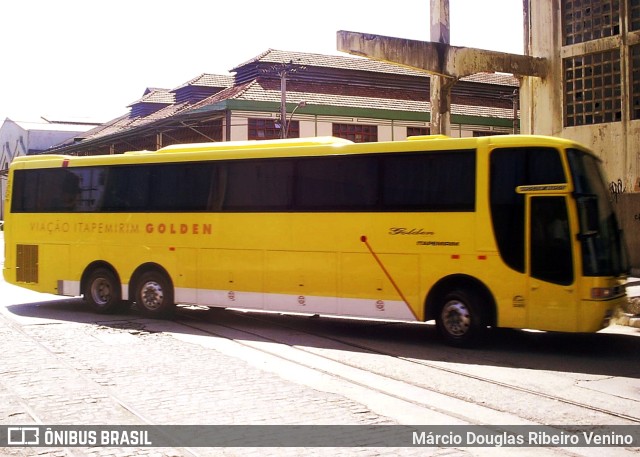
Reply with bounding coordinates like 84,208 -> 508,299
91,278 -> 111,306
141,281 -> 164,310
441,300 -> 471,337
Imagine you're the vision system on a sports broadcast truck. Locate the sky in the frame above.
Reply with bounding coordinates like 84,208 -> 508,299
0,0 -> 524,124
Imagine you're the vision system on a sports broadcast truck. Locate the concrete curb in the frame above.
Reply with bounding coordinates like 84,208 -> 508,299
616,313 -> 640,328
621,277 -> 640,327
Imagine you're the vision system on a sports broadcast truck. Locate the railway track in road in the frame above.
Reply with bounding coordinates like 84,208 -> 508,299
243,314 -> 640,424
173,306 -> 640,429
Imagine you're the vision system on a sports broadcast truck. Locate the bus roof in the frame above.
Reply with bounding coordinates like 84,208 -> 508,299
155,136 -> 353,153
9,134 -> 592,169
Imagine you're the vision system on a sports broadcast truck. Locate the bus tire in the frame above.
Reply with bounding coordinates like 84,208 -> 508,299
435,289 -> 488,347
134,270 -> 175,318
84,268 -> 124,314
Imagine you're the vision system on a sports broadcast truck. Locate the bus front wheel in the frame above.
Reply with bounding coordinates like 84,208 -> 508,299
134,270 -> 175,318
435,289 -> 488,347
84,268 -> 124,314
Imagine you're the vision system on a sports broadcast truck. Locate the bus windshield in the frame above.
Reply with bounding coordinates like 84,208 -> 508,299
567,148 -> 628,277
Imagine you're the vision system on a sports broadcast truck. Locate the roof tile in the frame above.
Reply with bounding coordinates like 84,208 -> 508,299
127,88 -> 175,106
232,49 -> 519,87
173,73 -> 235,91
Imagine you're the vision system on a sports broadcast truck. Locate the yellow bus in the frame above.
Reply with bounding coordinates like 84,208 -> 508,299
2,135 -> 629,346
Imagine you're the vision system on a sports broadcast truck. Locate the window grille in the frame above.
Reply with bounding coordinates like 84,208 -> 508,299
631,0 -> 640,31
332,124 -> 378,143
407,127 -> 429,137
562,0 -> 621,45
564,50 -> 622,126
631,44 -> 640,119
248,118 -> 299,140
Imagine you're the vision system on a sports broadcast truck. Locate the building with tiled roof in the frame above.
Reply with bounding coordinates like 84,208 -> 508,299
127,88 -> 176,117
50,49 -> 520,156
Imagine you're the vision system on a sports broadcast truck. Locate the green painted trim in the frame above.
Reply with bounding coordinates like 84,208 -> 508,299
192,99 -> 516,127
225,99 -> 429,121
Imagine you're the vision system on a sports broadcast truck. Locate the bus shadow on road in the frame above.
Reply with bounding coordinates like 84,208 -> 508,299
5,297 -> 109,324
6,298 -> 640,380
227,307 -> 640,379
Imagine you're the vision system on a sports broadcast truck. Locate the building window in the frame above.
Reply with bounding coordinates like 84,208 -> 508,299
564,50 -> 622,126
332,124 -> 377,143
632,45 -> 640,120
562,0 -> 621,45
407,127 -> 430,137
248,118 -> 299,140
473,131 -> 500,137
631,0 -> 640,31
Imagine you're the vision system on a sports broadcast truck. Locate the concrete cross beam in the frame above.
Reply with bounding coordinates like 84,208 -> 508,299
336,30 -> 548,79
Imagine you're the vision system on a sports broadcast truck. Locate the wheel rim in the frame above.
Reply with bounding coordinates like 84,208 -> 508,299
91,278 -> 112,306
441,299 -> 471,337
140,281 -> 164,311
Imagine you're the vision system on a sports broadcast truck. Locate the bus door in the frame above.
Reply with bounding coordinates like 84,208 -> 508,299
526,194 -> 578,331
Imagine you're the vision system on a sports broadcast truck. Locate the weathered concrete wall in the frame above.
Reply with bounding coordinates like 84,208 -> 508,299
614,193 -> 640,273
522,0 -> 639,195
561,118 -> 640,194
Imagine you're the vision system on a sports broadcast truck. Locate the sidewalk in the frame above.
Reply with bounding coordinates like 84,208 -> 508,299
620,277 -> 640,328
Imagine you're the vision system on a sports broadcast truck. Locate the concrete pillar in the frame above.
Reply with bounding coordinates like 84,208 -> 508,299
430,0 -> 449,43
430,75 -> 456,135
429,0 -> 454,135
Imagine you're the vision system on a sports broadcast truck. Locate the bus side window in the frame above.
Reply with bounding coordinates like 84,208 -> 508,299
295,156 -> 378,211
220,159 -> 294,211
54,171 -> 81,211
208,165 -> 226,211
382,150 -> 475,212
102,166 -> 151,211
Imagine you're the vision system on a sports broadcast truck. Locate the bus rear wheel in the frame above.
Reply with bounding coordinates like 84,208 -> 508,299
134,270 -> 175,318
435,289 -> 487,347
84,268 -> 123,314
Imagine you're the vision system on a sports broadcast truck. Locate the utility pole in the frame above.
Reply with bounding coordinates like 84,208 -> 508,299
280,68 -> 287,138
512,89 -> 519,134
265,60 -> 306,139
